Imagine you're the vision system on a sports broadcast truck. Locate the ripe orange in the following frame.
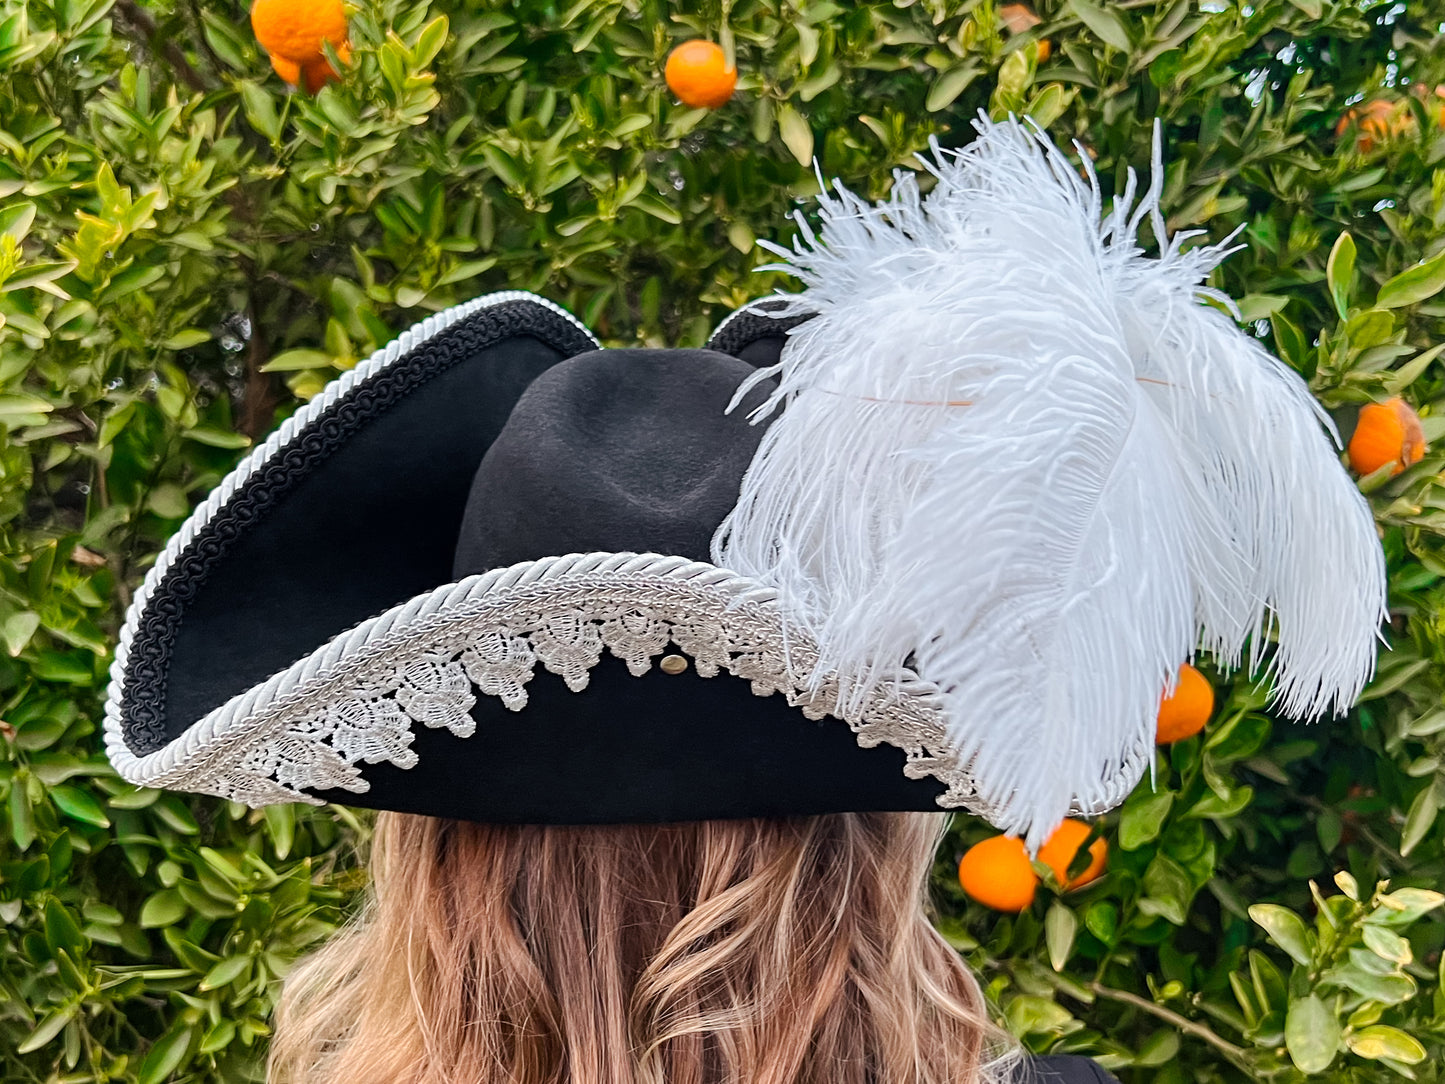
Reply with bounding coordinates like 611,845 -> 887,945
1349,398 -> 1427,476
270,45 -> 350,92
1037,819 -> 1108,889
1156,663 -> 1214,744
252,0 -> 348,62
269,52 -> 301,84
665,40 -> 736,109
957,835 -> 1036,912
1335,98 -> 1415,153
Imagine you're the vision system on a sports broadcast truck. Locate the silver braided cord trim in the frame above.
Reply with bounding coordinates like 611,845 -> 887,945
104,553 -> 974,809
102,291 -> 596,765
104,552 -> 1142,819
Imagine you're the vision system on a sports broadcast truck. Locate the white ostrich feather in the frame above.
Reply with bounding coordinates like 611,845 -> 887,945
713,116 -> 1387,848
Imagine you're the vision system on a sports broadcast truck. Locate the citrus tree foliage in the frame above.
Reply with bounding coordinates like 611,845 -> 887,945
2,0 -> 1445,1080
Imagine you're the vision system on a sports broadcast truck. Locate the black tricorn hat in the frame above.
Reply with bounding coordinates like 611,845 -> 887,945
106,118 -> 1389,845
103,293 -> 969,823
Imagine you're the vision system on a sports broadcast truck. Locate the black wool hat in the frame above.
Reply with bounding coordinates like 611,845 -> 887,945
103,292 -> 965,823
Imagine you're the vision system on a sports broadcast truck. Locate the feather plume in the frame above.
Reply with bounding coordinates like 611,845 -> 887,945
713,116 -> 1387,848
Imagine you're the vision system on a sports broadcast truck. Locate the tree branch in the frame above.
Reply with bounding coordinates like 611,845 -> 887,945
239,296 -> 280,439
1088,981 -> 1257,1076
111,0 -> 213,94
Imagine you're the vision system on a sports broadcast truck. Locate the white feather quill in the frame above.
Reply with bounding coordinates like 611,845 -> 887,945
713,116 -> 1386,848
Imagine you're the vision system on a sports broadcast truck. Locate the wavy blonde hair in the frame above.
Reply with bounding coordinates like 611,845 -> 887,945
269,812 -> 1013,1084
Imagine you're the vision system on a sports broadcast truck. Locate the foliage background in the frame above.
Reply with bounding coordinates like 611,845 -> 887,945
3,0 -> 1445,1079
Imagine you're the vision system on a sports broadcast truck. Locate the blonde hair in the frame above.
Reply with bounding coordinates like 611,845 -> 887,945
269,812 -> 1013,1084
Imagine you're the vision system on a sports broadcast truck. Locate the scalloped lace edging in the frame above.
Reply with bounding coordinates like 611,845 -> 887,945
163,573 -> 975,810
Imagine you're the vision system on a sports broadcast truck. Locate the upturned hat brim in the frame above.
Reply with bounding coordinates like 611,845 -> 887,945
106,551 -> 998,819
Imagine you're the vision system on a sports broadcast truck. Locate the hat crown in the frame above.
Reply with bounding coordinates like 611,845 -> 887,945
453,349 -> 772,577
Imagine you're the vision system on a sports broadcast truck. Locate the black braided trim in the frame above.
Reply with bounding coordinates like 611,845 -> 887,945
121,301 -> 597,756
706,302 -> 813,358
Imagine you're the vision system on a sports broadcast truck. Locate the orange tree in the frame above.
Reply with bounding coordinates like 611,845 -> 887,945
3,1 -> 1445,1080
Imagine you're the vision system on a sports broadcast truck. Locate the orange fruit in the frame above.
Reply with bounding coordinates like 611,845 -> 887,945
251,0 -> 348,66
665,40 -> 736,109
270,52 -> 302,84
269,45 -> 349,92
957,835 -> 1036,912
300,51 -> 347,93
1335,98 -> 1416,152
1349,398 -> 1426,476
1037,819 -> 1108,889
1156,663 -> 1214,744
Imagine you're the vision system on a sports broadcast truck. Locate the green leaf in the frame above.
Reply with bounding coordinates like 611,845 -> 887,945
1327,231 -> 1356,320
17,1007 -> 76,1054
1045,902 -> 1076,971
631,195 -> 682,225
1134,1028 -> 1181,1067
199,954 -> 251,990
0,200 -> 35,240
1285,994 -> 1339,1073
480,145 -> 525,189
3,260 -> 76,290
1383,342 -> 1445,395
927,65 -> 979,112
1250,903 -> 1313,965
238,81 -> 282,143
184,427 -> 251,449
1370,887 -> 1445,925
1321,962 -> 1416,1004
1083,900 -> 1117,943
1067,0 -> 1133,52
145,484 -> 190,519
44,899 -> 85,958
161,329 -> 211,351
1272,312 -> 1309,370
199,1018 -> 237,1054
139,889 -> 188,928
2,610 -> 40,656
1004,994 -> 1074,1036
49,784 -> 110,827
9,780 -> 36,850
1137,853 -> 1193,926
137,1026 -> 193,1084
1346,1025 -> 1426,1063
263,804 -> 296,859
778,104 -> 814,166
1186,784 -> 1253,821
1377,249 -> 1445,309
1362,924 -> 1412,966
261,348 -> 333,373
411,15 -> 449,67
1119,789 -> 1173,849
1400,785 -> 1439,857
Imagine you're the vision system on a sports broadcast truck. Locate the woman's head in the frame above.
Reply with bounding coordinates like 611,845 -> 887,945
270,812 -> 1009,1084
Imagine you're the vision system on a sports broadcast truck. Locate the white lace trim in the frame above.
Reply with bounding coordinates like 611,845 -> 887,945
106,553 -> 989,812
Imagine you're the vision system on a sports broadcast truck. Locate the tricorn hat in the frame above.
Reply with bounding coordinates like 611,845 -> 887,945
105,119 -> 1386,845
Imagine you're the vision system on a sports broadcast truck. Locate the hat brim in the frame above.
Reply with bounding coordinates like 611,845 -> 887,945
103,550 -> 1002,819
105,292 -> 597,765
